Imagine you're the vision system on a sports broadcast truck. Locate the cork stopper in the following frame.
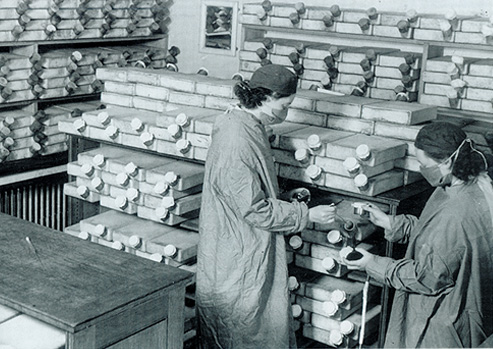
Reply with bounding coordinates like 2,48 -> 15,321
161,196 -> 175,209
329,330 -> 343,346
78,231 -> 91,241
154,182 -> 170,196
327,230 -> 342,245
289,235 -> 303,250
128,235 -> 142,248
354,173 -> 369,191
163,244 -> 177,258
116,172 -> 130,186
343,157 -> 361,175
340,320 -> 355,335
288,276 -> 300,291
140,132 -> 155,146
322,256 -> 337,271
331,289 -> 347,304
366,7 -> 378,20
81,163 -> 94,177
92,154 -> 105,167
322,300 -> 338,316
115,196 -> 128,210
126,188 -> 140,202
292,304 -> 303,319
104,125 -> 119,139
111,241 -> 125,251
306,164 -> 322,180
175,113 -> 190,127
73,119 -> 87,132
294,148 -> 309,162
94,224 -> 107,237
150,253 -> 164,263
176,139 -> 191,154
76,185 -> 90,198
155,207 -> 169,220
289,12 -> 300,25
125,162 -> 138,177
355,144 -> 371,161
131,118 -> 144,132
307,134 -> 321,150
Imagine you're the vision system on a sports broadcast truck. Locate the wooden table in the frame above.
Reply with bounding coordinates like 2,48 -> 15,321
0,213 -> 193,349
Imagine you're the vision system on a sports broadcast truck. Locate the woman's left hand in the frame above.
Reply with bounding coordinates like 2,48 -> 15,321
340,248 -> 376,271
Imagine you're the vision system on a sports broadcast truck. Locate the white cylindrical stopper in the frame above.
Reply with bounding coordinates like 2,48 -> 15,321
154,182 -> 169,195
289,235 -> 303,250
327,230 -> 342,244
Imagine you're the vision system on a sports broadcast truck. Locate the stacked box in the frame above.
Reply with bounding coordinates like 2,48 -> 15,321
421,55 -> 493,114
59,68 -> 440,193
64,214 -> 198,346
241,38 -> 422,102
0,0 -> 168,42
63,144 -> 203,225
0,101 -> 97,163
241,3 -> 493,47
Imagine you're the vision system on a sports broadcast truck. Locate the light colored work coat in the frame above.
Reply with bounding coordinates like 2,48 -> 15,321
366,174 -> 493,348
196,108 -> 309,349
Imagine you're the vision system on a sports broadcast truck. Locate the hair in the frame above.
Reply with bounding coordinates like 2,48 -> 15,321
233,81 -> 291,109
424,139 -> 487,183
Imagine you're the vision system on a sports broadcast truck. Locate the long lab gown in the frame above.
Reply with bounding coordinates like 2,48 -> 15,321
196,108 -> 309,349
366,174 -> 493,348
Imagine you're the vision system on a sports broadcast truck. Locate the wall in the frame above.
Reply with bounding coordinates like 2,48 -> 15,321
167,0 -> 493,78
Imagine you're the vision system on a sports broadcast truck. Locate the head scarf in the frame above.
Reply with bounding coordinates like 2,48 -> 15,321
248,64 -> 298,96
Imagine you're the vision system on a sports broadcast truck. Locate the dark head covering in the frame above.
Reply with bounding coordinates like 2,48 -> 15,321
248,64 -> 298,96
415,122 -> 467,158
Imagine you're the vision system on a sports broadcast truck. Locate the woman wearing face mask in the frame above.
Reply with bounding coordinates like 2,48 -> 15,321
342,122 -> 493,348
196,64 -> 337,349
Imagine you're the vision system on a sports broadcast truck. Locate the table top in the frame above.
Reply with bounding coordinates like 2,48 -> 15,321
0,213 -> 192,333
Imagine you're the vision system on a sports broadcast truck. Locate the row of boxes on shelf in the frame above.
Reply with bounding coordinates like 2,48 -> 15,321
240,37 -> 421,102
69,144 -> 195,209
289,267 -> 381,347
64,144 -> 204,225
58,67 -> 442,196
285,195 -> 384,347
63,208 -> 198,346
0,44 -> 177,104
0,100 -> 100,163
0,0 -> 168,41
421,54 -> 493,114
243,2 -> 493,45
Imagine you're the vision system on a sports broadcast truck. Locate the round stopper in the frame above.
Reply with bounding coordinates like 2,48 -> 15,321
93,154 -> 105,167
322,256 -> 336,271
331,289 -> 347,304
294,148 -> 309,162
115,196 -> 128,209
163,244 -> 177,257
343,157 -> 360,174
327,230 -> 342,244
289,235 -> 303,250
322,300 -> 338,316
288,276 -> 299,291
128,235 -> 141,248
94,224 -> 107,237
355,144 -> 371,160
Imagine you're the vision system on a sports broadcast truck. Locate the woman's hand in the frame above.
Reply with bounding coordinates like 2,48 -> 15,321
363,203 -> 392,231
308,205 -> 336,224
340,248 -> 375,271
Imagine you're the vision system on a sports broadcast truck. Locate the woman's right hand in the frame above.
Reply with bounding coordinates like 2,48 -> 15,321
362,203 -> 392,230
308,205 -> 336,224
